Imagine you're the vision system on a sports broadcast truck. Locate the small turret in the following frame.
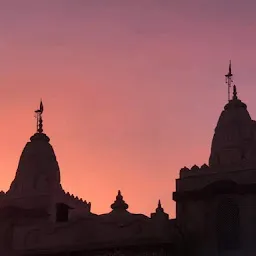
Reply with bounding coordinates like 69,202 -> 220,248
151,200 -> 169,220
111,190 -> 129,211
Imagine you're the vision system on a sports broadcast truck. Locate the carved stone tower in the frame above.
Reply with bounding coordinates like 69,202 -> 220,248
173,65 -> 256,256
5,101 -> 62,209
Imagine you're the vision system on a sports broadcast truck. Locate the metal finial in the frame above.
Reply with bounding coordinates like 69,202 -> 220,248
38,115 -> 43,133
225,60 -> 233,102
35,100 -> 44,133
233,85 -> 238,100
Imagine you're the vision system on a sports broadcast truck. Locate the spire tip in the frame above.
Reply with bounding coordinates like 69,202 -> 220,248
35,100 -> 44,133
233,84 -> 238,100
225,61 -> 234,102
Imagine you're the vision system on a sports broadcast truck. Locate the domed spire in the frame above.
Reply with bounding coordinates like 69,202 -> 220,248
151,200 -> 169,219
156,200 -> 164,213
111,190 -> 128,211
209,64 -> 256,167
7,102 -> 62,201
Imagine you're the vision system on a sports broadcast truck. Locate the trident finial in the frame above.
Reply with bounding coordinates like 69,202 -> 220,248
225,60 -> 233,102
35,100 -> 44,133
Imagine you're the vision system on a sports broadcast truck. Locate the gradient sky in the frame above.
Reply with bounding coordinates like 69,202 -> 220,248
0,0 -> 256,217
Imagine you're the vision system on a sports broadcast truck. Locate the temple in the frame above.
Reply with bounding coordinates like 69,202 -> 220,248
0,63 -> 255,255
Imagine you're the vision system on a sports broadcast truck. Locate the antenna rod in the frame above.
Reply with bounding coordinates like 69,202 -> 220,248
225,60 -> 233,101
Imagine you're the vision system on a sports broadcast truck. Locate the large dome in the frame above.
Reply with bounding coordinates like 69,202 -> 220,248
7,132 -> 62,198
209,86 -> 256,167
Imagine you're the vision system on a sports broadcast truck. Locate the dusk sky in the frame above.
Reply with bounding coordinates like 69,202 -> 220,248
0,0 -> 256,217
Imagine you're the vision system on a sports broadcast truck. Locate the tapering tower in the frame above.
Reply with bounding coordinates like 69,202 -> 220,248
6,101 -> 62,208
209,63 -> 256,168
173,62 -> 256,256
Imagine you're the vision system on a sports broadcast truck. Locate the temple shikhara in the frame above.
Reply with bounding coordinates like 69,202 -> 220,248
0,63 -> 254,255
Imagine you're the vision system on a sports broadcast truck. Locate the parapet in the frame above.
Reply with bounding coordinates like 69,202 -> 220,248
179,164 -> 210,178
62,191 -> 91,212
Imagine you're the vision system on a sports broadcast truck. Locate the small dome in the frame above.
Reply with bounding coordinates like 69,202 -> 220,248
150,200 -> 169,220
209,86 -> 256,167
111,190 -> 128,211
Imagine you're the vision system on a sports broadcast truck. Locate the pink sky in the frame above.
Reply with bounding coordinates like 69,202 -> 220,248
0,1 -> 256,217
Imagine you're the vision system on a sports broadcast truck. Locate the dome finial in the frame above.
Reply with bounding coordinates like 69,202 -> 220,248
150,200 -> 169,219
156,200 -> 164,213
233,84 -> 238,100
35,99 -> 44,133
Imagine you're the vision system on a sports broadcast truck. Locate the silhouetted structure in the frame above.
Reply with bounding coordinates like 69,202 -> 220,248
0,64 -> 254,255
55,203 -> 72,222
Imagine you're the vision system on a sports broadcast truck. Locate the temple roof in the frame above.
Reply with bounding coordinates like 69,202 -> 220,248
111,190 -> 129,211
8,131 -> 62,197
209,84 -> 256,167
7,102 -> 62,200
150,200 -> 169,219
215,85 -> 251,130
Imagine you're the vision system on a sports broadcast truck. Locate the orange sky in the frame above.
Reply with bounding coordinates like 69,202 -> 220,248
0,1 -> 256,217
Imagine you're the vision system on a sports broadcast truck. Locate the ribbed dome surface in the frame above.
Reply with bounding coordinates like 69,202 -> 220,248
209,87 -> 256,167
8,132 -> 62,197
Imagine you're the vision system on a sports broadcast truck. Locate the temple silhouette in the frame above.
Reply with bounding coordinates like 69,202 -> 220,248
0,63 -> 253,255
